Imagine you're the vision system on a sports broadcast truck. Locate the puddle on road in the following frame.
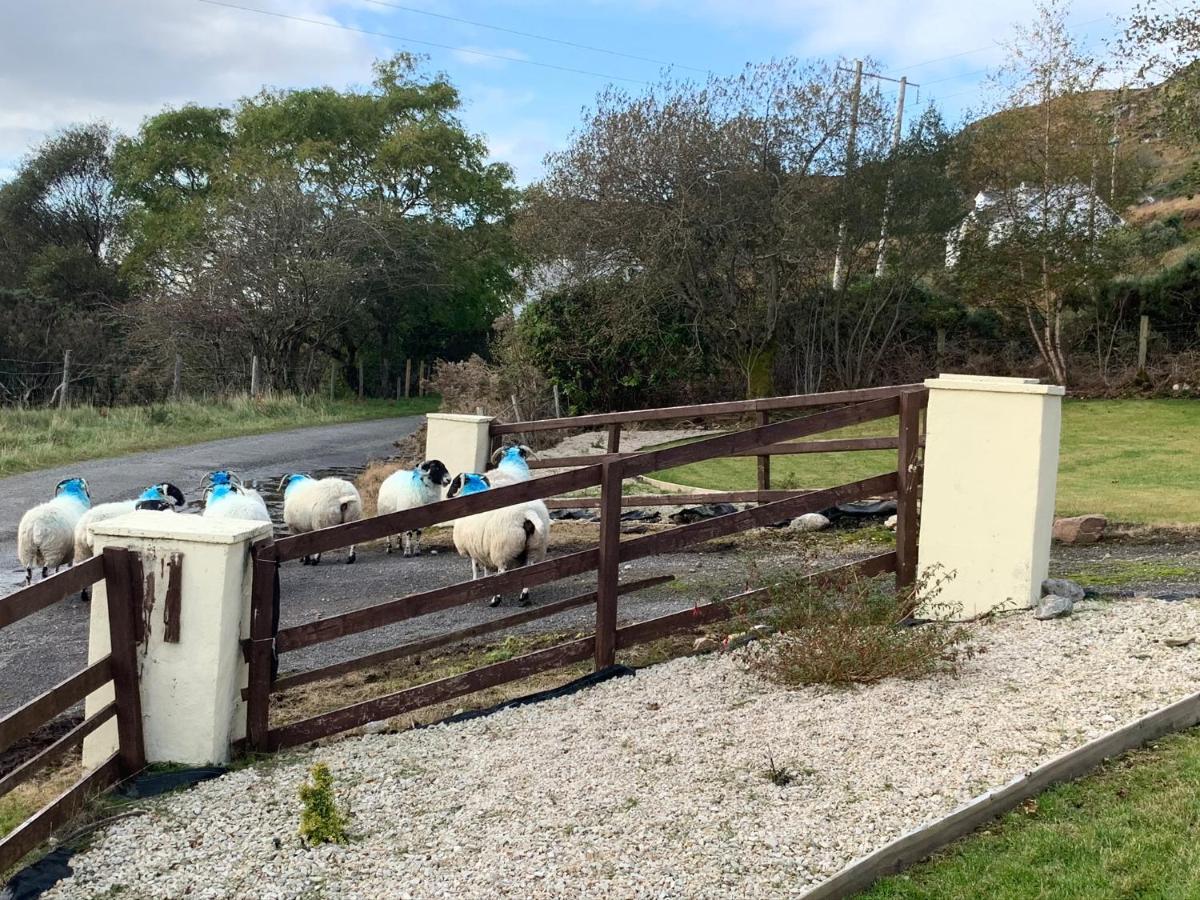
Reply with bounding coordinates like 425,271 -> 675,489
3,465 -> 367,595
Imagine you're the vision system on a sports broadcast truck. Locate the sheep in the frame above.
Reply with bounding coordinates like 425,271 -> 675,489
17,477 -> 92,586
485,443 -> 535,487
201,470 -> 271,523
447,472 -> 551,607
280,473 -> 363,565
73,482 -> 186,564
376,459 -> 451,557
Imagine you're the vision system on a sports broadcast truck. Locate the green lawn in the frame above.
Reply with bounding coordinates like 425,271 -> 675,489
859,728 -> 1200,899
651,399 -> 1200,526
0,395 -> 440,478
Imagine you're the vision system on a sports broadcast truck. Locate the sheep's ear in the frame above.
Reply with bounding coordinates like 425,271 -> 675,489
447,474 -> 465,498
490,447 -> 505,465
480,474 -> 491,487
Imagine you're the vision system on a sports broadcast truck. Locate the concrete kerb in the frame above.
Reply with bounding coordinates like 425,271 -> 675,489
801,689 -> 1200,898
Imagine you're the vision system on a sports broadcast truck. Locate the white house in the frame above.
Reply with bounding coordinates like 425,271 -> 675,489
945,181 -> 1124,268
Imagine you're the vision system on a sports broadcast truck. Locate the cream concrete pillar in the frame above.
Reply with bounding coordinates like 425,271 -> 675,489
82,513 -> 272,768
426,412 -> 494,480
917,374 -> 1064,618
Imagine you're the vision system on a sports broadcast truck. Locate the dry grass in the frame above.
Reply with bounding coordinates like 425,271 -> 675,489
1123,194 -> 1200,227
0,755 -> 82,840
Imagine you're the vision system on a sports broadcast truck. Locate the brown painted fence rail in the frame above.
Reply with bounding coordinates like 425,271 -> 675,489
0,547 -> 146,877
246,387 -> 927,753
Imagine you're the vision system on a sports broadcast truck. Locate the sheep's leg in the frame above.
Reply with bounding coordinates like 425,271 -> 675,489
401,531 -> 412,558
385,534 -> 394,554
470,558 -> 479,581
79,586 -> 91,603
411,529 -> 422,556
518,584 -> 531,607
24,567 -> 32,586
41,566 -> 48,580
488,564 -> 506,608
346,545 -> 356,565
311,553 -> 322,566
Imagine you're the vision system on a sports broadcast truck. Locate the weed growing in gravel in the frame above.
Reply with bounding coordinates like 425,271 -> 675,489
751,567 -> 973,687
299,763 -> 349,846
763,750 -> 795,787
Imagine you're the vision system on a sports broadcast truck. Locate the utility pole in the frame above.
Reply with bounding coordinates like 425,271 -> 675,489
250,355 -> 260,397
832,59 -> 863,291
875,75 -> 907,277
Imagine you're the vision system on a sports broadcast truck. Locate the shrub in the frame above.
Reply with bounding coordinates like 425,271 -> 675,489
298,763 -> 349,846
750,567 -> 972,687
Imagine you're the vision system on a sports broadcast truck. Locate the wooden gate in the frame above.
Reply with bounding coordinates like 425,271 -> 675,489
245,386 -> 926,751
0,548 -> 147,874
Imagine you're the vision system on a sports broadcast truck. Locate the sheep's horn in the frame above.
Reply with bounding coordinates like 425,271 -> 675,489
490,447 -> 505,465
518,444 -> 538,460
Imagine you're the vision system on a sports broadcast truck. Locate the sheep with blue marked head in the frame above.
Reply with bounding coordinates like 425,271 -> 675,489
447,472 -> 551,607
376,459 -> 451,556
18,477 -> 92,586
486,444 -> 535,487
280,473 -> 363,565
201,470 -> 271,523
72,482 -> 186,565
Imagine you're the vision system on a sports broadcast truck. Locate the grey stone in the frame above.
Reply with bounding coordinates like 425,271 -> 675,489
692,637 -> 719,653
1052,514 -> 1107,544
1041,578 -> 1085,603
790,513 -> 831,533
1034,594 -> 1074,620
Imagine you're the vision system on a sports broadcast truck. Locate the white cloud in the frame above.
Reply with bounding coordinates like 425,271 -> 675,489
0,0 -> 382,168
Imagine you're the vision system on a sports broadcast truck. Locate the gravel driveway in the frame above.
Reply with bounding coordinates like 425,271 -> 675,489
43,597 -> 1200,899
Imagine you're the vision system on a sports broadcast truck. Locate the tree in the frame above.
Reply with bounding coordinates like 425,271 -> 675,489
115,54 -> 519,395
951,0 -> 1130,385
0,124 -> 130,404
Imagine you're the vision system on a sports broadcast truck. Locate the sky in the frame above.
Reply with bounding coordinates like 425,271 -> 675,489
0,0 -> 1134,185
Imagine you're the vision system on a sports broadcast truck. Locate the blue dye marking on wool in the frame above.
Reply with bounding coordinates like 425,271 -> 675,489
283,474 -> 312,496
457,474 -> 490,496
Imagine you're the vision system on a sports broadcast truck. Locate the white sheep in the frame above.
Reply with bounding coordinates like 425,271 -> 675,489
447,472 -> 551,607
485,444 -> 534,487
280,473 -> 363,565
201,470 -> 271,523
17,477 -> 92,585
73,482 -> 186,564
376,459 -> 451,556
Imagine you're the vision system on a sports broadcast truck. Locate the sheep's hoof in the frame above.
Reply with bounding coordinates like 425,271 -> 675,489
311,555 -> 322,566
385,545 -> 393,555
518,591 -> 531,607
346,552 -> 356,565
488,595 -> 503,608
80,588 -> 91,603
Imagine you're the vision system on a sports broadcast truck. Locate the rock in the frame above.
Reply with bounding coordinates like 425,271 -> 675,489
1041,578 -> 1085,603
1052,515 -> 1107,544
790,513 -> 831,533
884,514 -> 898,530
1034,594 -> 1074,620
751,624 -> 776,637
363,721 -> 389,735
692,637 -> 718,653
1162,636 -> 1196,648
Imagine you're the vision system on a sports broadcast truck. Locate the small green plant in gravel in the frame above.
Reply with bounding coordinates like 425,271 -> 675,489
763,750 -> 795,787
299,763 -> 349,846
751,567 -> 972,687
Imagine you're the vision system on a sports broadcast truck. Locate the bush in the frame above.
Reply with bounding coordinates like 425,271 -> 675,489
298,763 -> 349,846
750,568 -> 972,687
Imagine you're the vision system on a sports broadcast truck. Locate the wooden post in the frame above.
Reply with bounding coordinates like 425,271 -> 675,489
404,358 -> 412,398
511,394 -> 522,422
357,359 -> 365,400
246,544 -> 279,752
1138,315 -> 1149,373
101,547 -> 147,775
396,376 -> 402,402
249,356 -> 260,397
172,353 -> 182,400
895,391 -> 921,589
419,361 -> 427,396
553,383 -> 562,418
755,410 -> 771,499
594,460 -> 623,669
606,423 -> 621,454
58,349 -> 71,410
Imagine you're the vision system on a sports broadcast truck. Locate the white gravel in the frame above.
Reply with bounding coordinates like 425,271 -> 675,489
46,597 -> 1200,899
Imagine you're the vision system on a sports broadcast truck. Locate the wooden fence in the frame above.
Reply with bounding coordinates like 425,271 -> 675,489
0,548 -> 147,875
245,386 -> 927,752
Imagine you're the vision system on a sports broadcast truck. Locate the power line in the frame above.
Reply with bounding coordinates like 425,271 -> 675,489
196,0 -> 651,86
357,0 -> 709,74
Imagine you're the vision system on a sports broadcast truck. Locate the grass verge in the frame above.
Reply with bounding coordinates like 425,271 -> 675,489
649,399 -> 1200,526
860,727 -> 1200,899
0,395 -> 440,477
